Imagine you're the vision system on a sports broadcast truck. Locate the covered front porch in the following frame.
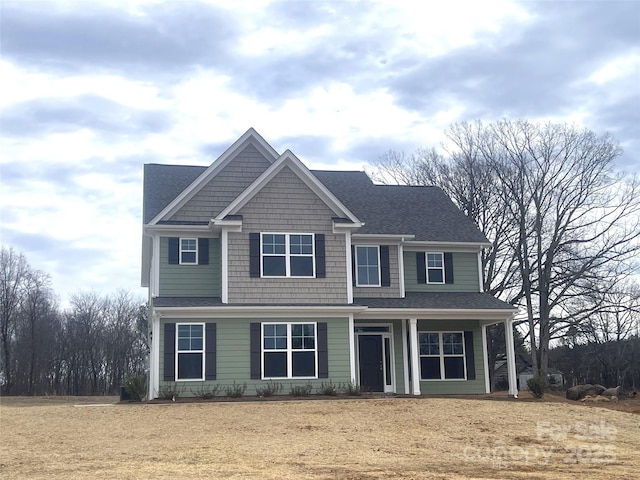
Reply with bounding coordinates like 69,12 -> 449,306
351,293 -> 519,397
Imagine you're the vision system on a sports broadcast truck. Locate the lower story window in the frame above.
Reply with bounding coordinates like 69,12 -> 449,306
263,322 -> 317,378
177,323 -> 204,380
419,332 -> 465,380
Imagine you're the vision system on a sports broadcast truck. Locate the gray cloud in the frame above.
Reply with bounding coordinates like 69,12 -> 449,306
1,1 -> 238,76
1,95 -> 172,137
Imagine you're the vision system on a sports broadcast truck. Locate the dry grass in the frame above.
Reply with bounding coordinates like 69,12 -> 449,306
1,394 -> 639,479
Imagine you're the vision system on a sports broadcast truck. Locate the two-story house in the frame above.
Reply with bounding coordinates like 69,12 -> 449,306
141,128 -> 519,399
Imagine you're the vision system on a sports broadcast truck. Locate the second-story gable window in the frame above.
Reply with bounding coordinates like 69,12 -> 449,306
416,252 -> 453,285
426,252 -> 444,283
180,238 -> 198,265
261,233 -> 315,277
355,246 -> 380,286
168,237 -> 209,266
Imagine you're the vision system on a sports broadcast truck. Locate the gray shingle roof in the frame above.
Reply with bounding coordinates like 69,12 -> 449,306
143,164 -> 488,243
354,292 -> 515,310
152,293 -> 514,310
143,164 -> 205,224
312,171 -> 488,243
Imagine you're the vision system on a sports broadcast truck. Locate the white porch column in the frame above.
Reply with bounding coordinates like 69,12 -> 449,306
149,312 -> 161,400
408,318 -> 421,395
402,319 -> 410,394
348,314 -> 356,384
504,316 -> 518,398
481,324 -> 490,394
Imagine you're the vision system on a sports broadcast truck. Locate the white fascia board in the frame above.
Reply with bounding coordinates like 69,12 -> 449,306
148,128 -> 279,225
403,241 -> 489,252
211,218 -> 243,233
154,305 -> 367,318
357,308 -> 517,321
351,234 -> 416,243
332,221 -> 365,233
215,151 -> 361,223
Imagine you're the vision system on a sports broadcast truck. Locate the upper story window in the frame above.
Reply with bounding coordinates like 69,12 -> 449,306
180,238 -> 198,265
261,233 -> 314,277
168,237 -> 209,266
355,246 -> 380,286
426,252 -> 444,283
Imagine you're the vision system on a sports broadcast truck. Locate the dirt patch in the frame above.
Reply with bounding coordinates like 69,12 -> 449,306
1,395 -> 638,479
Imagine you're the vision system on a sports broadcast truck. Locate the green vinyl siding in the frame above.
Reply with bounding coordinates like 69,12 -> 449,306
404,251 -> 480,292
417,319 -> 486,394
157,317 -> 352,397
159,237 -> 221,297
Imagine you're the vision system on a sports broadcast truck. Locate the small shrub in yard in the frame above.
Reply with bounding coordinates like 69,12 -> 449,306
527,376 -> 546,398
317,381 -> 339,396
158,383 -> 182,401
123,375 -> 146,401
191,385 -> 220,399
343,381 -> 362,396
289,384 -> 313,397
224,382 -> 246,398
256,381 -> 282,397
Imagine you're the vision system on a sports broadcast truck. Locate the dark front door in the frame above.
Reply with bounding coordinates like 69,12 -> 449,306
358,335 -> 384,392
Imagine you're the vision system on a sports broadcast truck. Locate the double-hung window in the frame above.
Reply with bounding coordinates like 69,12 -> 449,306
261,233 -> 314,277
355,246 -> 380,286
262,322 -> 317,378
426,252 -> 444,283
180,238 -> 197,265
419,332 -> 465,380
176,323 -> 204,380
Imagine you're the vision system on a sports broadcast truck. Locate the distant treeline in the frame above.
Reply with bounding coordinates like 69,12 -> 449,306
1,246 -> 147,396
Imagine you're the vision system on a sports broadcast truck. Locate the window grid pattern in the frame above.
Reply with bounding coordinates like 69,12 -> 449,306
176,323 -> 204,380
262,322 -> 317,379
419,332 -> 465,380
180,238 -> 197,265
356,246 -> 380,286
426,252 -> 444,283
261,233 -> 314,277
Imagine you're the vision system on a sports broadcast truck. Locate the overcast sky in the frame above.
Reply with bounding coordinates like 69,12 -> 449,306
1,0 -> 639,305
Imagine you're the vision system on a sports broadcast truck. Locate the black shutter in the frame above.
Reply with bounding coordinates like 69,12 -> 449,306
315,234 -> 326,278
205,323 -> 216,380
464,331 -> 475,380
198,238 -> 209,265
351,246 -> 356,286
250,323 -> 261,379
444,252 -> 454,284
380,245 -> 390,287
249,233 -> 260,278
163,323 -> 175,381
317,322 -> 329,378
168,238 -> 179,265
416,252 -> 426,284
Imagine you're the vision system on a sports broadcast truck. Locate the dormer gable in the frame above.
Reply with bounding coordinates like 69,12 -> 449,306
149,128 -> 279,225
214,150 -> 362,227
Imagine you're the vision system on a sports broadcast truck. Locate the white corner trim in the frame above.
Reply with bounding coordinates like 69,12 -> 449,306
148,128 -> 279,225
398,243 -> 405,298
477,251 -> 484,293
221,229 -> 228,304
152,234 -> 160,297
215,151 -> 361,223
346,231 -> 353,303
